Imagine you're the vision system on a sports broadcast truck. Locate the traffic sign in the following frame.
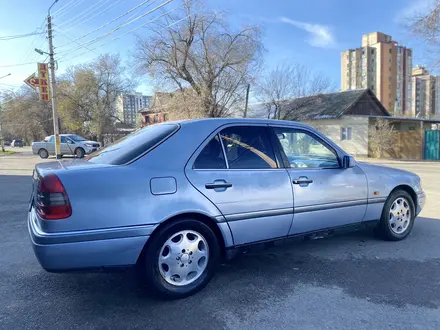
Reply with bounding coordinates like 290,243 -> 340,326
24,73 -> 39,90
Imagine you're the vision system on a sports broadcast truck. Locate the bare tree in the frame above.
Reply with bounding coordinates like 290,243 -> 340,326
58,54 -> 135,142
257,63 -> 334,120
410,1 -> 440,41
148,88 -> 205,121
1,88 -> 53,145
408,1 -> 440,67
369,118 -> 396,158
134,0 -> 262,118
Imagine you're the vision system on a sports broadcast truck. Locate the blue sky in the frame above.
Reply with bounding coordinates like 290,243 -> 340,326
0,0 -> 436,95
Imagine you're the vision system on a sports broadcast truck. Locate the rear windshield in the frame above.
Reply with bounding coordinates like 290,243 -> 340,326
86,123 -> 179,165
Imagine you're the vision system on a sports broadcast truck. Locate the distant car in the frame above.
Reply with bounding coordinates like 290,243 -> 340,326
31,134 -> 100,158
11,139 -> 24,147
3,141 -> 11,146
28,119 -> 425,299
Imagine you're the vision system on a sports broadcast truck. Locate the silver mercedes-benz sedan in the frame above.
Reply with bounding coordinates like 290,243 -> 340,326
28,118 -> 426,298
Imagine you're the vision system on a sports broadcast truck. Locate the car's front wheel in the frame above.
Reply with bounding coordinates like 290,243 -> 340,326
142,219 -> 220,299
75,147 -> 85,158
376,189 -> 415,241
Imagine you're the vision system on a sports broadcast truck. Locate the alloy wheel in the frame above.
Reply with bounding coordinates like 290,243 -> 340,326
389,197 -> 411,234
158,230 -> 209,286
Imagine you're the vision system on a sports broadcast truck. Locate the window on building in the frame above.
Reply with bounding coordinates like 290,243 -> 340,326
371,49 -> 375,54
389,49 -> 392,54
341,127 -> 353,141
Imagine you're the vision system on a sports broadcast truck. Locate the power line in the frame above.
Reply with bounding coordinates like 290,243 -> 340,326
60,0 -> 125,33
58,5 -> 191,64
0,62 -> 38,68
57,0 -> 174,55
19,18 -> 47,64
56,0 -> 155,48
53,0 -> 86,18
52,0 -> 75,15
0,30 -> 44,41
57,0 -> 113,28
55,29 -> 101,55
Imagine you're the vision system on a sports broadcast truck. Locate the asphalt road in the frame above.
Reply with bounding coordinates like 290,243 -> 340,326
1,150 -> 440,329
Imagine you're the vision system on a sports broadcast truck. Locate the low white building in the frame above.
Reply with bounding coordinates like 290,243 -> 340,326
248,89 -> 390,156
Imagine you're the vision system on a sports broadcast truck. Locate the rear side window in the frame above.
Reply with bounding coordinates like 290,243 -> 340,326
86,124 -> 179,165
193,135 -> 227,169
220,126 -> 277,169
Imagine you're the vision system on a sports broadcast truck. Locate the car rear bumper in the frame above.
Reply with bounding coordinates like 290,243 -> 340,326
28,209 -> 153,272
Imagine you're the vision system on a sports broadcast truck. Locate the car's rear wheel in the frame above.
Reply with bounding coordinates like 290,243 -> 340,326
38,148 -> 49,159
142,219 -> 220,299
376,189 -> 415,241
75,147 -> 85,158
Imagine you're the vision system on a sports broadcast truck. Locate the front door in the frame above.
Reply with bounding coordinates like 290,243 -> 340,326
185,125 -> 294,246
60,136 -> 71,154
271,126 -> 368,235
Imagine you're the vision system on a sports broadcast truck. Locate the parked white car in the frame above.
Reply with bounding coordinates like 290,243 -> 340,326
32,134 -> 100,158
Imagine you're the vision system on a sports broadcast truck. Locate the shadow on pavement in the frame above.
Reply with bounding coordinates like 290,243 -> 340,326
1,173 -> 440,329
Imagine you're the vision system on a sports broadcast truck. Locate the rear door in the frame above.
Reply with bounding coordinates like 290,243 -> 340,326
185,124 -> 293,246
270,125 -> 368,235
46,136 -> 55,154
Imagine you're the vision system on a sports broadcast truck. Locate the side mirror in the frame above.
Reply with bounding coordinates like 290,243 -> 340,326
68,140 -> 75,144
343,155 -> 356,169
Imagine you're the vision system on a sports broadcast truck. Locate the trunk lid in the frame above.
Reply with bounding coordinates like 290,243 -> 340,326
31,160 -> 114,212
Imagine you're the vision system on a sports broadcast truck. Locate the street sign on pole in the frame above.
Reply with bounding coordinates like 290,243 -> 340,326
24,73 -> 39,90
38,63 -> 50,102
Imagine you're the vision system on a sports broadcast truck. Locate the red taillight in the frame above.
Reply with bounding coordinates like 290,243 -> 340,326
36,174 -> 72,220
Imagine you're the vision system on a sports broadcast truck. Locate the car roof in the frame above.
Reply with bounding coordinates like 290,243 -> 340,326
47,134 -> 76,136
177,117 -> 311,129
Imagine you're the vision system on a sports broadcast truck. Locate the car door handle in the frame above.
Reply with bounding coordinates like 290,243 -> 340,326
292,177 -> 313,185
205,182 -> 232,189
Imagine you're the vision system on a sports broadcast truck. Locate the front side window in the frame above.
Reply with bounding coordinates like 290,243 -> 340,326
220,126 -> 277,169
70,135 -> 87,142
274,128 -> 339,169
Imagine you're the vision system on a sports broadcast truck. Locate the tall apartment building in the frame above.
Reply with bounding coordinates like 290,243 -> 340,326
341,32 -> 413,116
116,92 -> 152,126
411,66 -> 440,118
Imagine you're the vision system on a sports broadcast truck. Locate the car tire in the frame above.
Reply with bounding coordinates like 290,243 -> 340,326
75,147 -> 85,158
38,149 -> 49,159
142,219 -> 220,299
375,189 -> 416,241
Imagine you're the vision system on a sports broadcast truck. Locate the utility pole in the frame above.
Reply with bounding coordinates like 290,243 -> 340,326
0,105 -> 4,153
48,0 -> 61,159
0,73 -> 11,152
243,83 -> 250,118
